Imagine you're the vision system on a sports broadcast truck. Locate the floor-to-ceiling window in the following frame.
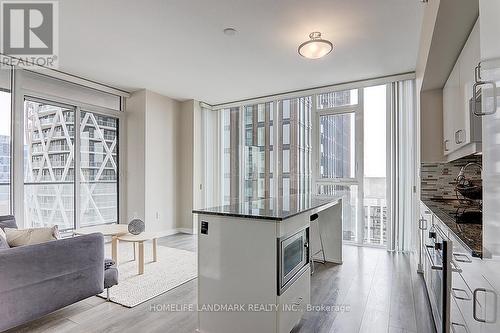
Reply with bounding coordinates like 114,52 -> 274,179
212,82 -> 400,248
363,85 -> 388,245
23,99 -> 75,229
315,89 -> 361,242
0,68 -> 11,215
278,97 -> 312,198
315,86 -> 389,246
23,98 -> 120,231
79,111 -> 119,227
219,97 -> 311,206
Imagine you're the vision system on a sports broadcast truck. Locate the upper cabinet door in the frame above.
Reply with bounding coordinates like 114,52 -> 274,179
443,77 -> 454,155
443,62 -> 460,155
459,21 -> 481,146
442,19 -> 482,160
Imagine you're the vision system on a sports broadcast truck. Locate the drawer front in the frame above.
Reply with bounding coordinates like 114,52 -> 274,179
452,271 -> 481,333
451,295 -> 469,333
277,267 -> 310,333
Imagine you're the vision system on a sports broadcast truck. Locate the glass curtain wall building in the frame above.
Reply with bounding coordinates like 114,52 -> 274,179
217,86 -> 388,246
220,97 -> 312,207
23,100 -> 119,230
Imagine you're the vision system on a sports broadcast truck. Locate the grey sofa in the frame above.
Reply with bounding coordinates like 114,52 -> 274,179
0,217 -> 106,332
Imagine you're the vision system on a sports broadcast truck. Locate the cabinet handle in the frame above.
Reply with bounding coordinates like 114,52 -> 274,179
453,253 -> 472,263
473,81 -> 497,116
444,139 -> 450,152
451,260 -> 463,273
419,218 -> 427,230
473,288 -> 498,323
451,322 -> 469,333
452,287 -> 472,301
294,296 -> 304,306
455,130 -> 465,144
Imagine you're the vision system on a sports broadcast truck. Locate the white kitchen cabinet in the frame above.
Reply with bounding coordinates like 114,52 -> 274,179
459,21 -> 481,148
443,62 -> 460,155
442,19 -> 482,160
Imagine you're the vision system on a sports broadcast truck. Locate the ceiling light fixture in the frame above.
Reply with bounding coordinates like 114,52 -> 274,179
223,27 -> 237,36
298,32 -> 333,59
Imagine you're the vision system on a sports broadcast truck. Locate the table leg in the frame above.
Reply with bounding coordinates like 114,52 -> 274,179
133,242 -> 136,261
153,238 -> 158,262
138,242 -> 144,275
112,236 -> 119,267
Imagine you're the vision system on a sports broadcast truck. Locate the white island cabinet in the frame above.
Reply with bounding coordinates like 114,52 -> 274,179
193,194 -> 344,333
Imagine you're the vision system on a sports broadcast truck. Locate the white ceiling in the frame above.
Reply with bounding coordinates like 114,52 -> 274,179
59,0 -> 423,105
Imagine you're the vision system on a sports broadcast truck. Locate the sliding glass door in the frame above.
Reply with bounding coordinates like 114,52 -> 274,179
23,100 -> 75,229
79,111 -> 119,227
23,98 -> 119,231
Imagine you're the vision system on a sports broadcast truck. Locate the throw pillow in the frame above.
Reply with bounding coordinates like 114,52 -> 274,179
0,215 -> 17,230
0,228 -> 9,250
5,226 -> 60,247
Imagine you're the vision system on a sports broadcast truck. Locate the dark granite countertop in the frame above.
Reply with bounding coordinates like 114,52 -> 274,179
422,199 -> 482,258
193,194 -> 344,221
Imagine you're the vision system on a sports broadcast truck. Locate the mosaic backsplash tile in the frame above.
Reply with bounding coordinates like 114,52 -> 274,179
421,155 -> 482,200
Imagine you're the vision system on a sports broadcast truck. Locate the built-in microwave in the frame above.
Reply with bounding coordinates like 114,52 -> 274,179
277,227 -> 310,296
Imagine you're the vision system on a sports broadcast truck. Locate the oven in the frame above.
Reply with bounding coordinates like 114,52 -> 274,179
278,227 -> 310,295
423,223 -> 452,333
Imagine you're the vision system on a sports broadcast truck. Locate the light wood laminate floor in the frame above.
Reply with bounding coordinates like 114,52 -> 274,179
5,234 -> 435,333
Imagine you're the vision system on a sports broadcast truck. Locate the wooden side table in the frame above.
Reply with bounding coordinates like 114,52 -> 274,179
73,224 -> 129,265
116,233 -> 158,275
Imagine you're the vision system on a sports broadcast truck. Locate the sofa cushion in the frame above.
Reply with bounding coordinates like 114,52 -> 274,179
0,215 -> 17,231
0,228 -> 9,250
5,226 -> 60,247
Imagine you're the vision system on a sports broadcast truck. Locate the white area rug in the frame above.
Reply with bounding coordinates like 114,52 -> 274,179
98,242 -> 197,307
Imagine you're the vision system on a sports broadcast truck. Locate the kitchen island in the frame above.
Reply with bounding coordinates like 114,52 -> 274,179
192,194 -> 344,333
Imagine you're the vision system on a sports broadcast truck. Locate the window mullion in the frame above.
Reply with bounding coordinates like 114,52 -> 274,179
74,106 -> 81,230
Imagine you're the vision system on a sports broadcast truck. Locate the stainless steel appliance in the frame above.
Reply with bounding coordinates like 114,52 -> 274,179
278,227 -> 310,295
423,222 -> 453,333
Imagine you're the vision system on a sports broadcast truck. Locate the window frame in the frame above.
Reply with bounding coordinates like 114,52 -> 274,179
0,66 -> 13,216
312,89 -> 365,244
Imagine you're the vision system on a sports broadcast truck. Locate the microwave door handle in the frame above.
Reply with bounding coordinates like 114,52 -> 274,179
473,80 -> 498,116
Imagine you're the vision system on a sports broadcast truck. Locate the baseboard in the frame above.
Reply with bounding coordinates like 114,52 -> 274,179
176,228 -> 196,235
153,229 -> 182,238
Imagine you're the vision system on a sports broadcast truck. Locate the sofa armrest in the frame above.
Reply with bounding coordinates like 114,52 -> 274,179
0,233 -> 104,331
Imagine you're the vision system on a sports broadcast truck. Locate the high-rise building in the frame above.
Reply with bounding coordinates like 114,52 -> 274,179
24,101 -> 118,230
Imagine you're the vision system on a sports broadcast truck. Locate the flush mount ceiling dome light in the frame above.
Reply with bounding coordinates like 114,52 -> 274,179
298,32 -> 333,59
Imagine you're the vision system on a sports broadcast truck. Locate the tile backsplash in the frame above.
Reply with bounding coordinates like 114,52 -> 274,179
421,155 -> 482,200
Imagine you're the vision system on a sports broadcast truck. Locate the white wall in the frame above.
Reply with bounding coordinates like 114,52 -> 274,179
126,89 -> 183,235
178,100 -> 195,231
145,91 -> 181,233
126,90 -> 146,221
